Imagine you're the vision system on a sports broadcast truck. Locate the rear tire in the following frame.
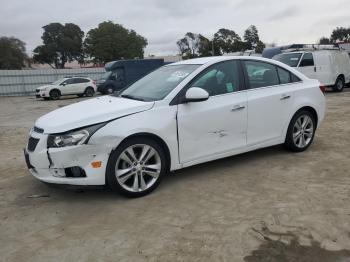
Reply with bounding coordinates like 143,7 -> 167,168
332,76 -> 345,92
84,87 -> 95,97
49,90 -> 60,100
284,110 -> 316,152
106,137 -> 167,198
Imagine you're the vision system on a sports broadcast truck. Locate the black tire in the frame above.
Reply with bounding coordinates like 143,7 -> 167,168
84,87 -> 95,97
332,76 -> 345,92
43,97 -> 50,100
284,110 -> 316,152
106,137 -> 167,198
49,89 -> 60,100
106,86 -> 114,94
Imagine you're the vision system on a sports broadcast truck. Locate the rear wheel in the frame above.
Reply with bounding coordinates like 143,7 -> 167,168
84,87 -> 95,97
332,76 -> 345,92
106,137 -> 167,198
49,90 -> 60,100
284,110 -> 316,152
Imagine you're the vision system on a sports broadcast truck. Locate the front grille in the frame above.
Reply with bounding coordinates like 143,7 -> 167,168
33,126 -> 44,133
35,89 -> 40,93
27,137 -> 40,152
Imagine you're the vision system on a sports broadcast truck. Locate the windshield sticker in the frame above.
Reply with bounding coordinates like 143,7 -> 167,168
171,71 -> 190,78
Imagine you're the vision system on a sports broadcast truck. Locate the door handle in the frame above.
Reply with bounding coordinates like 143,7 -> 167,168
280,94 -> 291,100
231,105 -> 245,111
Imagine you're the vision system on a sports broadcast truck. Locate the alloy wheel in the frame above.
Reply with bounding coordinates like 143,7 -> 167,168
115,144 -> 161,193
293,115 -> 314,148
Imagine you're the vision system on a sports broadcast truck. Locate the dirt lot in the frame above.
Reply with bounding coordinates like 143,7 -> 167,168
0,92 -> 350,262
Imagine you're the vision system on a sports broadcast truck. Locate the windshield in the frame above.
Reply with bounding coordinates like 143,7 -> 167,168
273,53 -> 302,67
100,71 -> 112,80
51,79 -> 66,85
118,64 -> 199,101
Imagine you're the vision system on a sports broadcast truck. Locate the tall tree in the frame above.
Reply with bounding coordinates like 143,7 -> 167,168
84,21 -> 147,64
330,27 -> 350,43
177,32 -> 210,58
0,36 -> 28,69
33,23 -> 84,69
319,37 -> 331,45
213,28 -> 243,55
255,40 -> 266,53
244,25 -> 260,50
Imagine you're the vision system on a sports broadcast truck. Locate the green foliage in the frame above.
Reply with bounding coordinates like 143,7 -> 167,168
318,37 -> 331,45
255,40 -> 266,54
84,21 -> 148,64
213,28 -> 243,55
244,25 -> 260,50
330,27 -> 350,42
177,32 -> 211,58
33,23 -> 84,69
0,37 -> 27,69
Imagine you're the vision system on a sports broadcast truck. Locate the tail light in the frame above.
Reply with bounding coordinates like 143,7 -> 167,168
319,84 -> 326,94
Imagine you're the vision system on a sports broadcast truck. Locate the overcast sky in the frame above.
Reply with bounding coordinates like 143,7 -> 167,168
1,0 -> 349,56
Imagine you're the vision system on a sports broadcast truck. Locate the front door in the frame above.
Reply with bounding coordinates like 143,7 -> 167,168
297,52 -> 317,79
177,60 -> 247,164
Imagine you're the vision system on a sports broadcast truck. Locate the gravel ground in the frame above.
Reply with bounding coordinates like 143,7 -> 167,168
0,92 -> 349,262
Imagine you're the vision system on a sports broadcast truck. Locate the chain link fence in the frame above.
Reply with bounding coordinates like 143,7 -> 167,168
0,68 -> 105,96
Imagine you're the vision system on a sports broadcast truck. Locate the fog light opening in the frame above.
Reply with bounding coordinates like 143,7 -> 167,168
65,167 -> 86,178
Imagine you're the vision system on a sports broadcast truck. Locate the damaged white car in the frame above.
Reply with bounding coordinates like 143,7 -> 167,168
25,57 -> 326,197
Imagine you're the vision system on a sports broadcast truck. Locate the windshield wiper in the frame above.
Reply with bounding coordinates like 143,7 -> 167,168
120,94 -> 145,101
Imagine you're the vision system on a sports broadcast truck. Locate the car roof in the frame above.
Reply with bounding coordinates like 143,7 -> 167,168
171,56 -> 279,66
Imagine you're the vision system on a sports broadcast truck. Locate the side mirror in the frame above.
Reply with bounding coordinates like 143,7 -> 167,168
60,83 -> 66,86
184,87 -> 209,103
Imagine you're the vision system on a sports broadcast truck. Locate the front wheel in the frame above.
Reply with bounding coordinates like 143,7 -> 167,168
49,90 -> 60,100
106,137 -> 167,198
284,110 -> 316,152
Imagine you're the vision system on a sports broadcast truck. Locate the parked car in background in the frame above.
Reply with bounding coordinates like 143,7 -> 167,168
36,76 -> 97,100
273,49 -> 350,92
96,59 -> 165,94
25,56 -> 325,197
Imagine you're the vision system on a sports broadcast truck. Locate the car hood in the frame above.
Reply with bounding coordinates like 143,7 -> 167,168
35,96 -> 154,134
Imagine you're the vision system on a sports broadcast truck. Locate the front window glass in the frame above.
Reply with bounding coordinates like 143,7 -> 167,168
119,65 -> 199,101
299,53 -> 314,67
100,71 -> 112,80
273,53 -> 302,67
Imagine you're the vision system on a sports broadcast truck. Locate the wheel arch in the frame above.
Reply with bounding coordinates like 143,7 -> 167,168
50,88 -> 61,95
111,132 -> 172,172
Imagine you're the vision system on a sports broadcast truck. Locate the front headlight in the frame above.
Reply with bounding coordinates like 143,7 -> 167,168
47,123 -> 106,148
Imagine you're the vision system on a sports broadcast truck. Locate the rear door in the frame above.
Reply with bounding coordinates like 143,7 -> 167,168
177,60 -> 247,163
243,60 -> 296,145
73,78 -> 90,93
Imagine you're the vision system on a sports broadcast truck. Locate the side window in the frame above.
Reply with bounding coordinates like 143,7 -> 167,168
277,67 -> 291,84
63,78 -> 75,85
291,74 -> 301,82
244,61 -> 279,89
299,53 -> 314,67
189,60 -> 241,96
75,78 -> 89,83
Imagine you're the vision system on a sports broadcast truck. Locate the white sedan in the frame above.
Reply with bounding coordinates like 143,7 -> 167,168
25,56 -> 326,197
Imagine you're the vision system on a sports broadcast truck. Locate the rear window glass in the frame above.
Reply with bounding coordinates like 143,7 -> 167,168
273,53 -> 302,67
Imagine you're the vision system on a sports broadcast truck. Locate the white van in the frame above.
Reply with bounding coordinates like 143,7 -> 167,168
273,50 -> 350,92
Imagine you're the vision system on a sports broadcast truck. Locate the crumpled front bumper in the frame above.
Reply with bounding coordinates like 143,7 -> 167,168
25,130 -> 112,186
